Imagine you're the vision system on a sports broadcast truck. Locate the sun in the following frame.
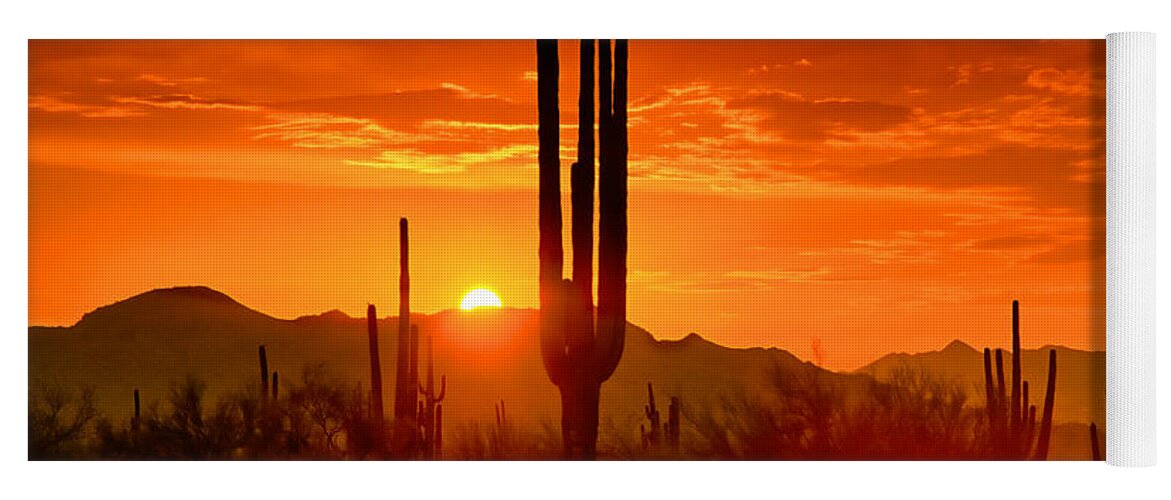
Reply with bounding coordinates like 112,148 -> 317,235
460,288 -> 503,311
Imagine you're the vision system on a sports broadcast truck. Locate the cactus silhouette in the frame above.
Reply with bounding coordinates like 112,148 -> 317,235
1033,349 -> 1057,461
418,329 -> 446,459
271,371 -> 279,400
666,396 -> 681,450
367,303 -> 385,451
1090,422 -> 1101,461
537,39 -> 628,460
131,389 -> 141,433
982,301 -> 1057,459
393,218 -> 420,453
259,345 -> 269,405
642,382 -> 661,449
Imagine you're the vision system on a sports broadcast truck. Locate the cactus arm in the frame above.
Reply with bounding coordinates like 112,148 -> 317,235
537,39 -> 568,389
537,38 -> 563,295
435,404 -> 443,459
1033,349 -> 1057,460
572,38 -> 595,307
593,39 -> 628,382
1019,380 -> 1030,456
994,349 -> 1006,417
983,348 -> 996,422
367,304 -> 385,428
1010,301 -> 1021,435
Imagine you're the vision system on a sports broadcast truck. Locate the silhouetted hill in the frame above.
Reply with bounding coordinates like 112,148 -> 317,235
858,340 -> 1105,426
29,287 -> 844,454
29,287 -> 1103,459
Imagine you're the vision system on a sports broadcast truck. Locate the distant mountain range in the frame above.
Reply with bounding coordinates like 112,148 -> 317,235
29,286 -> 1104,459
859,339 -> 1104,427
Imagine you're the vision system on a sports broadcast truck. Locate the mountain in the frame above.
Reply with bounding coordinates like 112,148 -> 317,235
858,340 -> 1105,427
28,286 -> 839,453
29,287 -> 1103,459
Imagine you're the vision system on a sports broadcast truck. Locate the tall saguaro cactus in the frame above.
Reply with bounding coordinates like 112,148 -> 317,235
537,39 -> 629,459
982,301 -> 1057,459
367,304 -> 385,450
393,217 -> 418,453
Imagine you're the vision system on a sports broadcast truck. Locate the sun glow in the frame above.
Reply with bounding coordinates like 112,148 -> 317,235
460,288 -> 502,311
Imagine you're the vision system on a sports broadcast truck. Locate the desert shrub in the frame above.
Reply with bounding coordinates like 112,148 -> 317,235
28,382 -> 100,459
687,365 -> 982,459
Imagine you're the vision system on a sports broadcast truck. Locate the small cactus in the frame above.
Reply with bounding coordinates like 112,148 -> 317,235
259,345 -> 269,404
666,396 -> 681,450
131,389 -> 141,432
641,382 -> 661,449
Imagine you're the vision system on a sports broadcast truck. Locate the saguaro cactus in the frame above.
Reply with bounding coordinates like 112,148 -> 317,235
537,39 -> 629,459
666,396 -> 681,450
1090,422 -> 1101,461
1033,349 -> 1057,461
982,301 -> 1057,460
272,371 -> 279,400
418,330 -> 446,459
393,218 -> 418,452
259,345 -> 269,405
367,303 -> 385,450
131,389 -> 141,432
642,382 -> 661,449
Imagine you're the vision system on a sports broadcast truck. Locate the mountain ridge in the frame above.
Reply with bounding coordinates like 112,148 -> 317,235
29,286 -> 1103,459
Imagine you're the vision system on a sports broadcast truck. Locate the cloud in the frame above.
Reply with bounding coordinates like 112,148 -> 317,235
724,268 -> 831,283
1026,68 -> 1100,97
420,120 -> 537,132
137,74 -> 208,87
111,94 -> 262,112
727,91 -> 912,141
632,267 -> 833,294
28,95 -> 146,118
272,85 -> 530,128
251,113 -> 431,148
965,235 -> 1052,250
1023,238 -> 1105,264
345,144 -> 537,174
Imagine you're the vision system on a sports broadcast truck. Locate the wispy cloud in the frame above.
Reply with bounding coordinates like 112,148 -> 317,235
252,113 -> 430,148
345,144 -> 537,174
137,74 -> 209,87
1026,68 -> 1101,97
28,95 -> 146,118
111,94 -> 262,112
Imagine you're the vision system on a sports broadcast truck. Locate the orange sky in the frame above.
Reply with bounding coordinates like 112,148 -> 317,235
28,40 -> 1105,370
